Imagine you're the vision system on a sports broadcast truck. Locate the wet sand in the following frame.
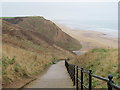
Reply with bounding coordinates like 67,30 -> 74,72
25,61 -> 74,88
57,24 -> 118,51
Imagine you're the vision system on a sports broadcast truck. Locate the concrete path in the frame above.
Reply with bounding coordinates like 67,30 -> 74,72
25,61 -> 74,88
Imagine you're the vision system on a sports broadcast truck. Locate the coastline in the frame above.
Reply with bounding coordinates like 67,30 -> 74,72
57,24 -> 118,51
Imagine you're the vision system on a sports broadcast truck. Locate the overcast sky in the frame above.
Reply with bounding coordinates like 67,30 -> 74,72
0,0 -> 119,2
2,2 -> 118,22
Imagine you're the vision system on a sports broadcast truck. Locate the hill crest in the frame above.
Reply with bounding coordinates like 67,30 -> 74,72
3,16 -> 81,51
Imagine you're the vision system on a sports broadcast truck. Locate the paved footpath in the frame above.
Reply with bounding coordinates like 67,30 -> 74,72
25,61 -> 74,88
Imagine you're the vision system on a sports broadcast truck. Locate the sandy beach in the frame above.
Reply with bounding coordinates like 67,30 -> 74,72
57,24 -> 118,51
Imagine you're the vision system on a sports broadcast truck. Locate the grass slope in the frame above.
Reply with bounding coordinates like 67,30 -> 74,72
70,48 -> 119,88
3,16 -> 81,51
2,19 -> 75,86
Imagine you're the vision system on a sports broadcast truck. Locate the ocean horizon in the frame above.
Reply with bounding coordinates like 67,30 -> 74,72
53,19 -> 118,38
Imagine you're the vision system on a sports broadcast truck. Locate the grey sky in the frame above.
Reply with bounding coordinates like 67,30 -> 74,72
2,2 -> 118,21
1,0 -> 119,2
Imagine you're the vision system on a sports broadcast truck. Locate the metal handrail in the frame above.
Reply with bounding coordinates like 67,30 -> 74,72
92,74 -> 109,82
82,70 -> 89,74
110,82 -> 120,90
65,60 -> 120,90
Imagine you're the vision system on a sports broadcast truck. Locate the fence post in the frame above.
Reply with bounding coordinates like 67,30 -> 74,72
107,75 -> 113,90
73,65 -> 75,86
81,68 -> 83,90
89,69 -> 92,90
76,66 -> 78,90
65,60 -> 66,66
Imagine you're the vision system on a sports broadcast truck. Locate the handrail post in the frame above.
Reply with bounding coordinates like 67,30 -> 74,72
81,68 -> 83,90
73,65 -> 75,86
107,74 -> 113,90
89,69 -> 92,90
65,60 -> 66,66
76,66 -> 78,90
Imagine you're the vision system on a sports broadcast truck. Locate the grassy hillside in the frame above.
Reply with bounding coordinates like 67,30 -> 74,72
2,18 -> 76,86
70,48 -> 119,88
3,16 -> 81,51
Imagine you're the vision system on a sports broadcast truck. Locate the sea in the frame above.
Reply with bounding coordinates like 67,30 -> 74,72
53,19 -> 118,38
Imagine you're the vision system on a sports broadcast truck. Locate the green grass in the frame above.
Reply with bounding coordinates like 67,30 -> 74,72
2,55 -> 51,84
92,48 -> 110,53
70,48 -> 119,88
2,56 -> 28,82
0,17 -> 15,19
2,56 -> 16,68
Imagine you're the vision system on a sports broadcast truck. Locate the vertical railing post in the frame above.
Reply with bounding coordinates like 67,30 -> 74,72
76,66 -> 78,90
107,75 -> 113,90
81,68 -> 83,90
89,69 -> 92,90
65,60 -> 66,66
73,65 -> 75,86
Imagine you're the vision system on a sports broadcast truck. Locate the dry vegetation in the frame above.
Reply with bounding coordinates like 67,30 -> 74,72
70,48 -> 120,88
4,16 -> 81,51
2,44 -> 74,85
2,17 -> 77,87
